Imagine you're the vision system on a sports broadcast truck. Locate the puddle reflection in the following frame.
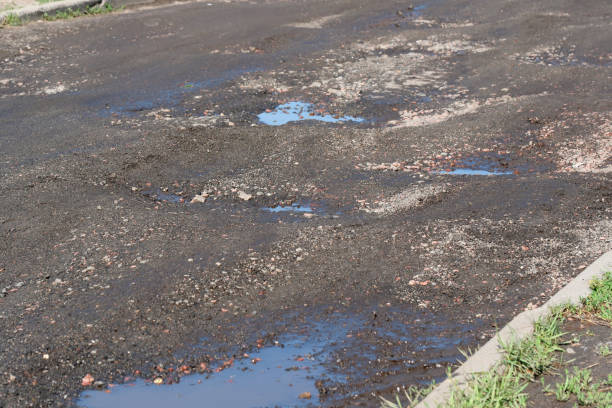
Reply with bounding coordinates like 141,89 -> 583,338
79,340 -> 323,408
262,203 -> 314,213
432,158 -> 514,176
77,308 -> 480,408
142,189 -> 184,203
258,102 -> 364,126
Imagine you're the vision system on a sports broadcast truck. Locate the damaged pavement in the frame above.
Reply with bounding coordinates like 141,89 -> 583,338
0,0 -> 610,406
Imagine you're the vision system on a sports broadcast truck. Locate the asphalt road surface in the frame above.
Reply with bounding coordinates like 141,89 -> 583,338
0,0 -> 610,406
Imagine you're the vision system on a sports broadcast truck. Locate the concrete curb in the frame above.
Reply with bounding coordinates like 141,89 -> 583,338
0,0 -> 102,23
416,249 -> 612,408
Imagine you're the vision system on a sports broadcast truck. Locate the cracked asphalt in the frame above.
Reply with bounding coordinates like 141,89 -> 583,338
0,0 -> 610,406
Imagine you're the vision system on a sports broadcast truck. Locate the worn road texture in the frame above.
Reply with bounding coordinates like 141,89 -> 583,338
0,0 -> 610,406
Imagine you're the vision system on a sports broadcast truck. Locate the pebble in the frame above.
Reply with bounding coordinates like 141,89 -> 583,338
190,194 -> 207,204
237,191 -> 252,201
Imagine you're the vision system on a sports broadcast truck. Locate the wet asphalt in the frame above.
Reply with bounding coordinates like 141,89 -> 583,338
0,0 -> 610,406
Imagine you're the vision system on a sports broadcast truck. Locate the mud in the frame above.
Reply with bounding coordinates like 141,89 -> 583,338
0,0 -> 610,406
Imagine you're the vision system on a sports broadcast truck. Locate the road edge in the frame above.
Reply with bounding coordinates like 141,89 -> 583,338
415,249 -> 612,408
0,0 -> 101,23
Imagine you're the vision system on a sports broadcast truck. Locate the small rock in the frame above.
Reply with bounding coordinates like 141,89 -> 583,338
82,374 -> 94,387
237,191 -> 252,201
566,347 -> 575,354
190,194 -> 207,204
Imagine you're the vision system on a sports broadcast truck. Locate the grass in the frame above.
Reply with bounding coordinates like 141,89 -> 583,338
582,271 -> 612,322
553,367 -> 593,402
380,383 -> 437,408
546,367 -> 612,406
42,3 -> 120,21
379,271 -> 612,408
499,310 -> 566,379
439,311 -> 567,408
444,368 -> 529,408
2,13 -> 23,25
2,2 -> 121,25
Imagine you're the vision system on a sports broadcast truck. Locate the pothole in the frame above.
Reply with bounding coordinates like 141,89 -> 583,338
79,339 -> 325,408
430,157 -> 516,176
142,189 -> 185,203
263,202 -> 314,213
77,307 -> 481,407
433,168 -> 513,176
257,101 -> 364,126
260,200 -> 342,220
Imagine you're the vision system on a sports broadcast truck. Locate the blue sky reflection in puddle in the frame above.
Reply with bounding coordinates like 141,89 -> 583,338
258,102 -> 364,126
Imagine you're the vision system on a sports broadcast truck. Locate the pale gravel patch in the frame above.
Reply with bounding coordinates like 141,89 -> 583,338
393,218 -> 612,308
353,34 -> 491,55
239,76 -> 290,93
391,99 -> 481,128
41,84 -> 66,95
315,52 -> 446,104
411,17 -> 436,26
440,21 -> 474,28
414,38 -> 492,55
362,184 -> 446,214
286,13 -> 345,29
555,113 -> 612,173
389,94 -> 546,129
513,44 -> 577,65
539,11 -> 570,17
238,34 -> 492,111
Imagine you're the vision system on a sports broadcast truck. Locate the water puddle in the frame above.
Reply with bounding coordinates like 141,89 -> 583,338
260,200 -> 343,220
432,158 -> 514,176
263,202 -> 314,213
79,339 -> 324,408
77,307 -> 481,408
412,4 -> 427,16
258,102 -> 364,126
142,189 -> 184,203
435,168 -> 513,176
